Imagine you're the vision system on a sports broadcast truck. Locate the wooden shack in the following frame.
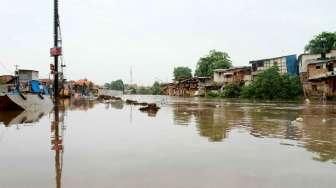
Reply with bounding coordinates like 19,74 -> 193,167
303,59 -> 336,98
161,77 -> 212,97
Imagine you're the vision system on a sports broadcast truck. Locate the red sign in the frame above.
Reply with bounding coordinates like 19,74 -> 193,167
50,47 -> 62,56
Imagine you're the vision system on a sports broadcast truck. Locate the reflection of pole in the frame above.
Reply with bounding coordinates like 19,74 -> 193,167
52,104 -> 63,188
129,105 -> 133,124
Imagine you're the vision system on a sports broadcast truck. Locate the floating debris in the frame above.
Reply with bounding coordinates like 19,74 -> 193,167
138,102 -> 148,106
296,117 -> 303,122
98,95 -> 122,101
125,99 -> 138,105
305,98 -> 310,104
139,103 -> 160,112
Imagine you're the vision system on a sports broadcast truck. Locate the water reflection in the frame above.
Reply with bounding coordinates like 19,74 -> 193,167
51,102 -> 65,188
173,102 -> 235,141
104,100 -> 124,110
0,109 -> 52,127
299,105 -> 336,163
60,98 -> 99,111
172,100 -> 336,163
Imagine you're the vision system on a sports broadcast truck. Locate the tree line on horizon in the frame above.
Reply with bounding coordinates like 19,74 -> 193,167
104,80 -> 162,95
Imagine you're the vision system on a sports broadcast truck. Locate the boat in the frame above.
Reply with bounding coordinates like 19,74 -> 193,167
0,72 -> 53,112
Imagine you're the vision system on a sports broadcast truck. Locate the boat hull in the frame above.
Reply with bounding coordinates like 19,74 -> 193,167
0,93 -> 53,112
0,95 -> 23,111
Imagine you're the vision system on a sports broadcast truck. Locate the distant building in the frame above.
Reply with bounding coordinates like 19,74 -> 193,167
213,66 -> 252,86
298,50 -> 336,81
249,54 -> 298,80
18,69 -> 39,81
302,59 -> 336,98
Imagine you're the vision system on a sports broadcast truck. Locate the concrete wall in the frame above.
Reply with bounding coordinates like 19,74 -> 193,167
299,54 -> 321,73
214,72 -> 225,83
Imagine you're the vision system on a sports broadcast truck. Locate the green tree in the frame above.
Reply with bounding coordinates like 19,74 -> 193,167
206,83 -> 242,98
173,67 -> 192,81
110,79 -> 124,91
151,81 -> 162,95
221,84 -> 242,98
241,66 -> 303,100
195,50 -> 232,77
304,32 -> 336,55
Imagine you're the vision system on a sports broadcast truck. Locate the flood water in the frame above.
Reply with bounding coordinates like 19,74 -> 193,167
0,96 -> 336,188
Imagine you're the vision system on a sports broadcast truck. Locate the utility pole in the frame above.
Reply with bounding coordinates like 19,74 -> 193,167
53,0 -> 60,101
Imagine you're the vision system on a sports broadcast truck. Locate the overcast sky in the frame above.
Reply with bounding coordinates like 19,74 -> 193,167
0,0 -> 335,85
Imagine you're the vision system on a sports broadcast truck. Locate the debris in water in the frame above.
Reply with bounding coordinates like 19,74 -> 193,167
126,99 -> 138,105
139,103 -> 160,112
139,103 -> 160,117
98,95 -> 121,101
296,117 -> 303,122
305,98 -> 310,104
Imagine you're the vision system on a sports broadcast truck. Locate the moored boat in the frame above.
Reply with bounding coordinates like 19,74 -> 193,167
0,70 -> 53,112
0,93 -> 53,112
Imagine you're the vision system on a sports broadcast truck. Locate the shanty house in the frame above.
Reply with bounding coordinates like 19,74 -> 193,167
213,66 -> 251,86
303,59 -> 336,98
298,50 -> 336,81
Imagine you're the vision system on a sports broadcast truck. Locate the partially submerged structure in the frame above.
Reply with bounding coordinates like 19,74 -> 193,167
161,77 -> 212,97
302,59 -> 336,98
213,66 -> 252,86
249,54 -> 298,80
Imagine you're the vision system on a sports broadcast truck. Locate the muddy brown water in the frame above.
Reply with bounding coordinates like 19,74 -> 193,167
0,96 -> 336,188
